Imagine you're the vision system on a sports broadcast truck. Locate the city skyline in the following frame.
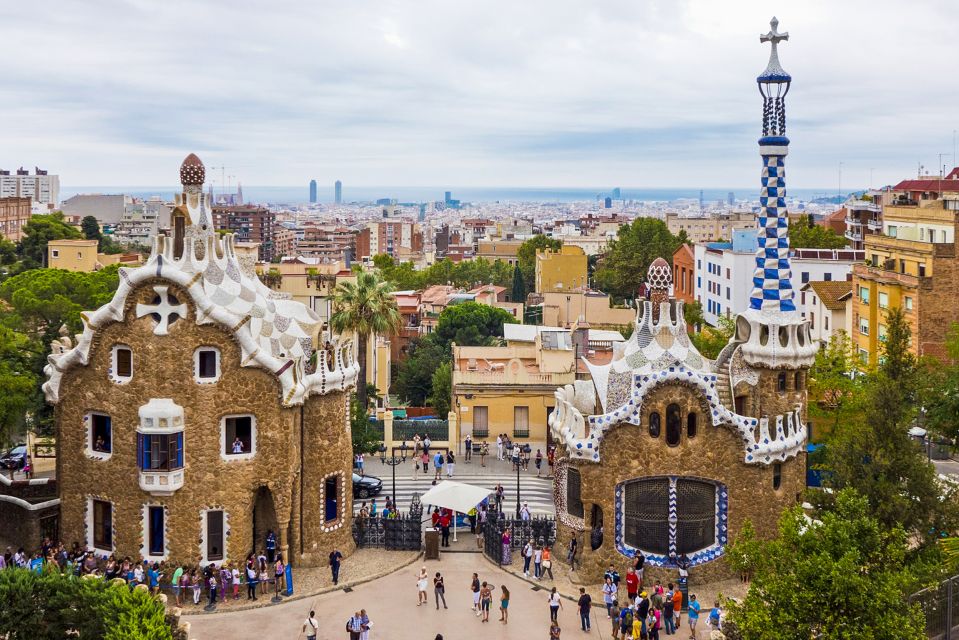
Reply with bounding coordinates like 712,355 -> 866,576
3,1 -> 958,189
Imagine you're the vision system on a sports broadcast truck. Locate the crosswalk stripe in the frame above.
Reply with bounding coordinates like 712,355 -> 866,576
353,473 -> 556,514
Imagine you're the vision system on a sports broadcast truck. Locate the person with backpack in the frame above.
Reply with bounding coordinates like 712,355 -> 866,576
433,450 -> 444,480
303,610 -> 319,640
246,559 -> 258,600
619,605 -> 634,640
707,601 -> 722,631
346,611 -> 363,640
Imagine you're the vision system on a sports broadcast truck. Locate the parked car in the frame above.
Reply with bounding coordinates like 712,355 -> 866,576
0,445 -> 27,471
352,473 -> 383,499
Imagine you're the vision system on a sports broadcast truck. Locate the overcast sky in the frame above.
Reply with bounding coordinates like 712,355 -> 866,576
2,0 -> 957,189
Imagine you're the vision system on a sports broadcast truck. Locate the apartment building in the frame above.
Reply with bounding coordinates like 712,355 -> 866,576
0,168 -> 60,209
534,245 -> 588,293
672,243 -> 696,305
852,169 -> 959,365
666,211 -> 756,243
212,205 -> 276,262
297,224 -> 355,263
355,221 -> 422,260
798,281 -> 852,346
0,197 -> 31,241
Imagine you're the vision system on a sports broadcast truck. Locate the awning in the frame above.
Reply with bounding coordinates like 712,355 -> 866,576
418,480 -> 491,514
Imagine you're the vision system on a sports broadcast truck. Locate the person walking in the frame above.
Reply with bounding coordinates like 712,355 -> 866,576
499,585 -> 510,624
687,594 -> 701,639
707,601 -> 722,632
359,609 -> 371,640
464,434 -> 472,463
480,441 -> 488,467
303,610 -> 319,640
550,620 -> 562,640
520,502 -> 531,521
329,548 -> 343,586
496,434 -> 503,460
535,448 -> 543,476
670,583 -> 683,633
548,586 -> 563,622
421,451 -> 429,476
567,535 -> 579,571
416,566 -> 429,605
480,581 -> 493,622
533,543 -> 543,579
610,600 -> 621,639
577,587 -> 592,631
522,539 -> 533,576
433,572 -> 448,609
471,572 -> 481,614
433,450 -> 444,480
446,450 -> 455,478
542,545 -> 554,580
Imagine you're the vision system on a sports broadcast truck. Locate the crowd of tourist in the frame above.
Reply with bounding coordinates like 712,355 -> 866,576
0,532 -> 291,609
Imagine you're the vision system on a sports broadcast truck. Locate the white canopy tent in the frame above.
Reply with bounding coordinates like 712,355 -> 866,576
417,480 -> 492,542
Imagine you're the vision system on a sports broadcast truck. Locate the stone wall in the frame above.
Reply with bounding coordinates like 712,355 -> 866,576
555,381 -> 805,585
55,280 -> 353,567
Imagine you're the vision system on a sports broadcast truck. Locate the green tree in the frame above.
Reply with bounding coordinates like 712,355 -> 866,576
819,307 -> 954,539
349,397 -> 382,455
725,489 -> 925,640
593,218 -> 682,301
0,568 -> 173,639
392,337 -> 448,406
682,299 -> 705,331
433,301 -> 518,349
517,235 -> 562,291
510,264 -> 526,303
689,315 -> 734,359
788,214 -> 847,249
808,330 -> 861,438
0,237 -> 17,267
81,215 -> 102,243
428,361 -> 452,418
16,212 -> 82,269
0,326 -> 40,446
329,270 -> 402,412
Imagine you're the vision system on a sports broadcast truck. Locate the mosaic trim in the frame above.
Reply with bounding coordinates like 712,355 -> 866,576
613,476 -> 728,568
749,153 -> 795,312
552,458 -> 586,532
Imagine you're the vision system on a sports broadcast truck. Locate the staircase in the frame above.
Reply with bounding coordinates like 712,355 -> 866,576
715,367 -> 733,409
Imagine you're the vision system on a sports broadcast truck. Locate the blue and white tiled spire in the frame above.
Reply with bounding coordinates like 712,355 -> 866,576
750,17 -> 795,313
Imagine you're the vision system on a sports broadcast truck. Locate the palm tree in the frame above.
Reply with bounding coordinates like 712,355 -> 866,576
329,270 -> 401,412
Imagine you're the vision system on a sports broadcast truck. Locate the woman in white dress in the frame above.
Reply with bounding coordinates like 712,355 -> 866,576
416,566 -> 429,605
359,608 -> 372,640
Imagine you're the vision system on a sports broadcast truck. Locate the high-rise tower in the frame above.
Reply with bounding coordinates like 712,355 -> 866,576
334,180 -> 342,204
309,180 -> 317,203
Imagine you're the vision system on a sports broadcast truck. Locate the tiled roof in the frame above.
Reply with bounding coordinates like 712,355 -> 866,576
803,280 -> 852,311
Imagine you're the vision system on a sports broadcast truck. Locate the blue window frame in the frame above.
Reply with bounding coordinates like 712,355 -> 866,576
137,433 -> 184,471
148,506 -> 164,556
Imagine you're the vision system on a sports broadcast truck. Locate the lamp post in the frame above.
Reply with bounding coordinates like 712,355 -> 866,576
516,444 -> 531,517
379,442 -> 409,507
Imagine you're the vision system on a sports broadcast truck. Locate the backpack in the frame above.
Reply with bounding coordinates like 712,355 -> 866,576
621,610 -> 633,629
709,608 -> 721,624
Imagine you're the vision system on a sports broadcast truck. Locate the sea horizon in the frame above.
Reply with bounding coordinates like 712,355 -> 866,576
60,185 -> 849,206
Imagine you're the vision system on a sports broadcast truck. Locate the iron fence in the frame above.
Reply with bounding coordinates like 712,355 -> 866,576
393,420 -> 449,442
910,575 -> 959,639
482,512 -> 556,564
351,513 -> 422,551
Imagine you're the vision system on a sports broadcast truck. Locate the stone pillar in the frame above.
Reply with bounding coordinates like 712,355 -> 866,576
448,411 -> 458,452
383,412 -> 394,447
278,519 -> 290,564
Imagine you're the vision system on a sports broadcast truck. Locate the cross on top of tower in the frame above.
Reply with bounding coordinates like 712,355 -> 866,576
758,16 -> 790,82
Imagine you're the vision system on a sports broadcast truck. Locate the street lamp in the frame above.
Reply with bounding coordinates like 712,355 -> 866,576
516,444 -> 532,517
379,442 -> 409,507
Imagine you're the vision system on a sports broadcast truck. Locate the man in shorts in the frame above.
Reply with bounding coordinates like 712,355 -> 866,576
687,594 -> 701,639
471,573 -> 481,614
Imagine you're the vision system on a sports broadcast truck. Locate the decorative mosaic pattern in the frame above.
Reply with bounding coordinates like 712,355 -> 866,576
552,457 -> 586,532
729,346 -> 759,389
612,477 -> 728,568
749,154 -> 795,312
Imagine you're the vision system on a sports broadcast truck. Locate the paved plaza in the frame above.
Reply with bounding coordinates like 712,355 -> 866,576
189,552 -> 600,640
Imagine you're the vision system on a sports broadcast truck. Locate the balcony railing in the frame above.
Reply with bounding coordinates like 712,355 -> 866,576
844,229 -> 862,241
139,469 -> 185,496
454,369 -> 573,386
866,219 -> 883,231
847,199 -> 881,212
844,217 -> 862,227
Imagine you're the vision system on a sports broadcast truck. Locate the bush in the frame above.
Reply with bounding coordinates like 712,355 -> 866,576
0,569 -> 173,640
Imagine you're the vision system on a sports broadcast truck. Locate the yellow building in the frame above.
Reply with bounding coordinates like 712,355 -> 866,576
47,239 -> 100,271
535,245 -> 588,293
852,177 -> 959,366
452,328 -> 577,443
539,290 -> 635,328
475,239 -> 523,265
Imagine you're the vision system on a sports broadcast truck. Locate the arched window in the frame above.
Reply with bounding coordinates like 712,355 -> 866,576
777,372 -> 787,393
622,477 -> 719,556
772,462 -> 782,490
665,404 -> 682,446
687,412 -> 698,438
649,412 -> 661,438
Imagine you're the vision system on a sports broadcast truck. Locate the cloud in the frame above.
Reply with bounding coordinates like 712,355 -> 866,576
1,0 -> 957,190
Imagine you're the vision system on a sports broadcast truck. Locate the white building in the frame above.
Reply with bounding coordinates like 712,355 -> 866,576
0,168 -> 60,209
695,229 -> 864,326
798,281 -> 852,347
